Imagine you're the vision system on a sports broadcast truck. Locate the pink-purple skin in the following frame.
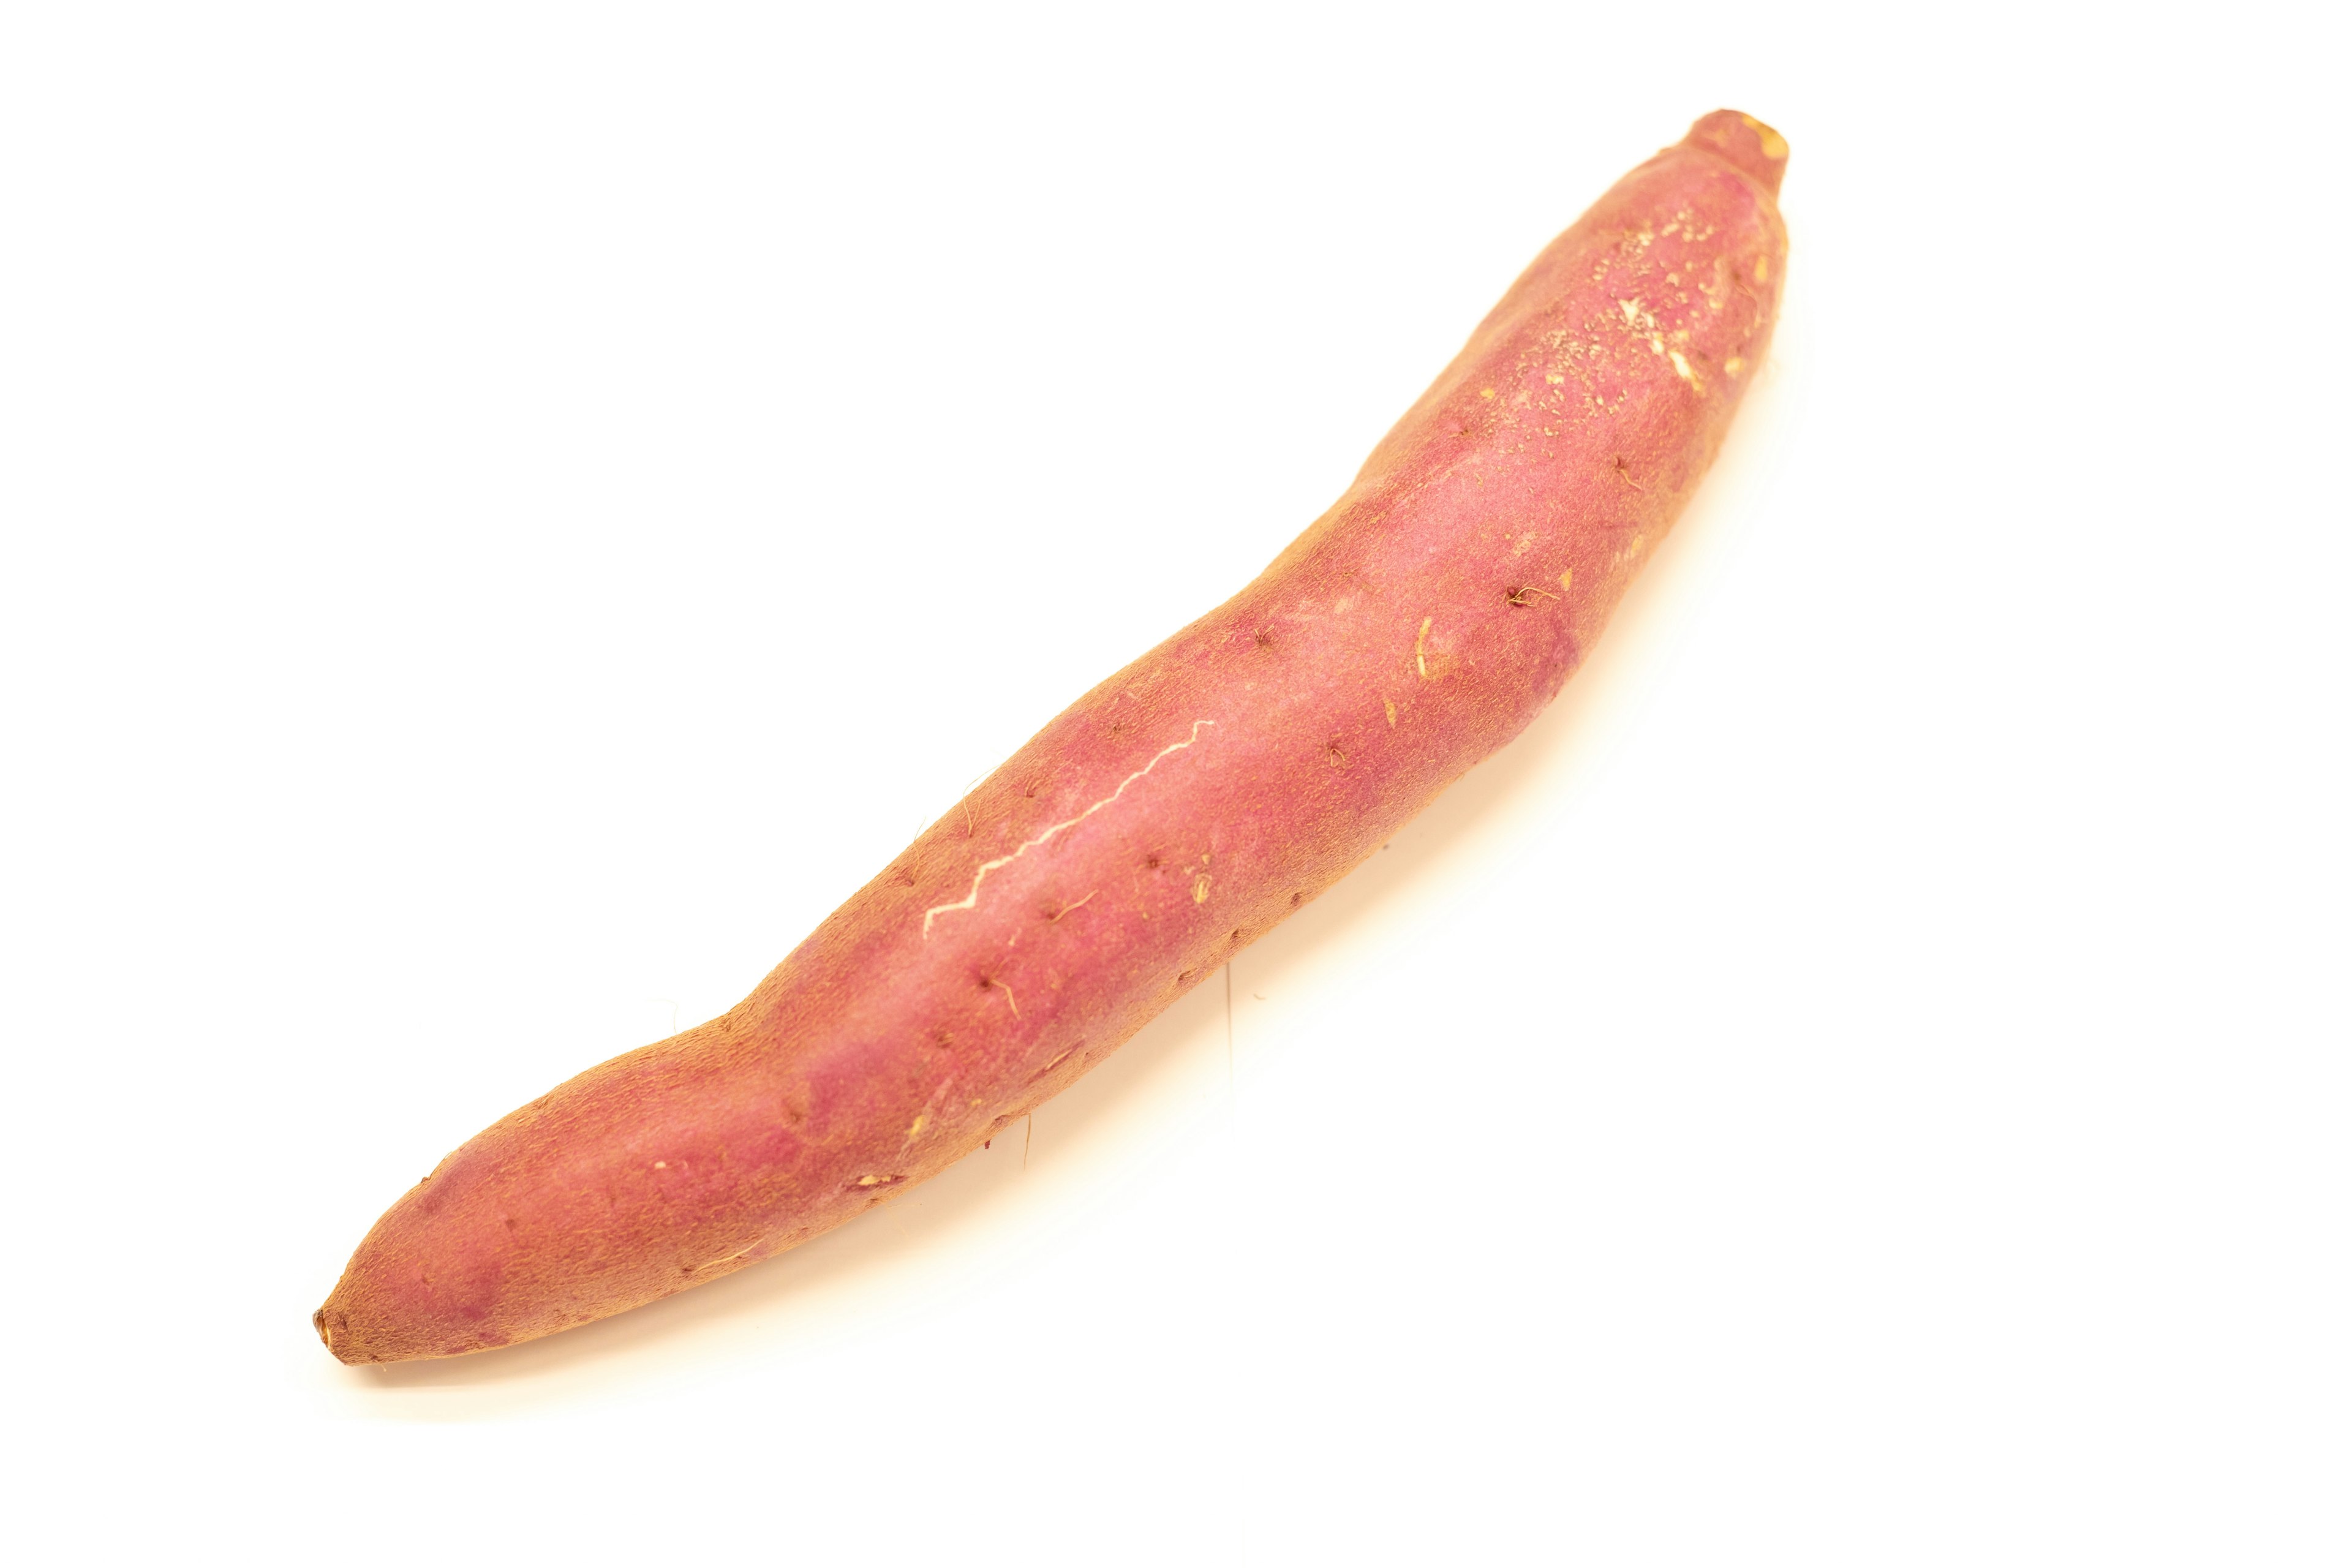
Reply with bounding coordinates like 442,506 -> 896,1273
316,111 -> 1787,1363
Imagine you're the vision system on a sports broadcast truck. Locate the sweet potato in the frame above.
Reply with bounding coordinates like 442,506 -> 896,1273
317,110 -> 1789,1362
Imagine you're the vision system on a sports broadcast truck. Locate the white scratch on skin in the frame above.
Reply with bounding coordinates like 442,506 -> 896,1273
1415,617 -> 1433,679
922,719 -> 1217,938
688,1240 -> 760,1273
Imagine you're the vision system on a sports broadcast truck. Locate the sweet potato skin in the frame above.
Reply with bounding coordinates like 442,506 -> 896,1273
316,111 -> 1787,1363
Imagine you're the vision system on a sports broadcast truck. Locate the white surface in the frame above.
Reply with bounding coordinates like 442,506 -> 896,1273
4,4 -> 2346,1562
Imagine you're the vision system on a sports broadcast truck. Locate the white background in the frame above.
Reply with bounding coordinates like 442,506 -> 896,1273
4,3 -> 2346,1562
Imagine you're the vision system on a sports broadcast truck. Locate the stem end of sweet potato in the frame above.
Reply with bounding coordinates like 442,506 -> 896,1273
1683,109 -> 1789,196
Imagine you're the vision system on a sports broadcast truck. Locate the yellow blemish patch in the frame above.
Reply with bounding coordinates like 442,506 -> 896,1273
1649,334 -> 1665,356
906,1114 -> 927,1139
1193,874 -> 1212,904
1669,350 -> 1700,390
1754,254 -> 1770,283
1618,298 -> 1643,323
1415,616 -> 1433,679
652,1161 -> 667,1170
1545,372 -> 1564,385
1724,356 -> 1746,377
1479,386 -> 1495,399
1384,697 -> 1397,727
1740,115 -> 1790,160
1558,568 -> 1574,592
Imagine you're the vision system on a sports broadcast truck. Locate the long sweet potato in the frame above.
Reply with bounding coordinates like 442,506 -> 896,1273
317,110 -> 1789,1362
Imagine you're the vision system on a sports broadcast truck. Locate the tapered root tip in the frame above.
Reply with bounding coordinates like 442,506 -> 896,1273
313,1295 -> 375,1365
1683,110 -> 1789,196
